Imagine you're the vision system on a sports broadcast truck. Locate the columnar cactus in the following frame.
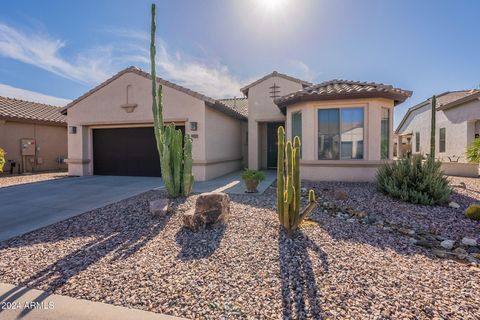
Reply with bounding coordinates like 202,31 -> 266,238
0,148 -> 5,172
430,95 -> 436,160
277,126 -> 317,233
151,4 -> 194,197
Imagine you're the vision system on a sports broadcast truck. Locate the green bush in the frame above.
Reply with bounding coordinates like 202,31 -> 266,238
241,169 -> 265,183
465,204 -> 480,221
466,138 -> 480,164
376,156 -> 451,205
0,148 -> 5,172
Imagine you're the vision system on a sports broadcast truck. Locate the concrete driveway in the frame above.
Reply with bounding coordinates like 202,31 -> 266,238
0,176 -> 163,242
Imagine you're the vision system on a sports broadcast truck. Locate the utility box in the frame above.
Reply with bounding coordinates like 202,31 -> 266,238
21,139 -> 36,156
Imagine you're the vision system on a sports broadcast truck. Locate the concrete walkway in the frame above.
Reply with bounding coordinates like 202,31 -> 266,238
193,170 -> 276,194
0,282 -> 185,320
0,176 -> 163,242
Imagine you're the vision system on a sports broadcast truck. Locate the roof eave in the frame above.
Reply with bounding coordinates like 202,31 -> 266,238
437,91 -> 480,111
276,91 -> 412,115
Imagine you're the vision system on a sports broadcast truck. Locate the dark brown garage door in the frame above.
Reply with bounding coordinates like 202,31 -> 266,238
93,126 -> 184,177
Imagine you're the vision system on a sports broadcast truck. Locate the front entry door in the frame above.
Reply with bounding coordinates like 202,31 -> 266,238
267,122 -> 284,168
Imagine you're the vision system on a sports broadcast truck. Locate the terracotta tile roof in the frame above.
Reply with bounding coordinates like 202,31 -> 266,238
396,89 -> 480,133
0,96 -> 66,124
275,79 -> 412,112
61,66 -> 247,121
240,71 -> 312,97
218,97 -> 248,118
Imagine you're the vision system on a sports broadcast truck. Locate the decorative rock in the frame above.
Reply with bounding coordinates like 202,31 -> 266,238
183,192 -> 230,231
453,247 -> 468,260
346,218 -> 356,223
399,228 -> 415,236
149,198 -> 169,217
333,190 -> 348,200
416,240 -> 433,248
354,211 -> 368,219
440,240 -> 455,250
448,201 -> 460,209
461,237 -> 478,247
183,210 -> 206,232
432,249 -> 447,258
471,253 -> 480,260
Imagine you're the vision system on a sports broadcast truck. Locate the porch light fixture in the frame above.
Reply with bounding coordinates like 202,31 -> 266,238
190,122 -> 198,131
69,126 -> 77,134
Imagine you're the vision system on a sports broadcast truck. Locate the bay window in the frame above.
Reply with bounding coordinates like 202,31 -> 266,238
318,107 -> 364,160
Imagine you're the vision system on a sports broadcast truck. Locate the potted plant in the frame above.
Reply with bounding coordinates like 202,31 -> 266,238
241,169 -> 265,193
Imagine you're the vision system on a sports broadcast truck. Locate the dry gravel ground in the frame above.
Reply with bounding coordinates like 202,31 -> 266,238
0,171 -> 68,188
0,178 -> 479,319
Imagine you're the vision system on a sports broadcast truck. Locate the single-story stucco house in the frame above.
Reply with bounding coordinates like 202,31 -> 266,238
396,90 -> 480,177
0,96 -> 67,174
61,66 -> 412,181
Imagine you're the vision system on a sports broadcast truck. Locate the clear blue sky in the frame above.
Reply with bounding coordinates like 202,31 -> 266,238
0,0 -> 479,126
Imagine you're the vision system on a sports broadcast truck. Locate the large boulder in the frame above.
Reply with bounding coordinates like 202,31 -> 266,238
183,192 -> 230,231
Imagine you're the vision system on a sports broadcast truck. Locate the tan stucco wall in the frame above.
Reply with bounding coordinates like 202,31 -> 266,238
247,76 -> 305,169
284,98 -> 395,181
203,106 -> 244,179
66,71 -> 244,181
0,119 -> 67,173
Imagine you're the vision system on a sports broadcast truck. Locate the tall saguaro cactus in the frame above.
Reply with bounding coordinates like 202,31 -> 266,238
430,95 -> 436,159
150,3 -> 194,197
277,126 -> 317,233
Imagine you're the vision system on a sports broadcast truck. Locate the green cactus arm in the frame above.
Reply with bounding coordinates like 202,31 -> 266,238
172,127 -> 182,195
182,134 -> 194,196
293,136 -> 301,225
277,126 -> 285,217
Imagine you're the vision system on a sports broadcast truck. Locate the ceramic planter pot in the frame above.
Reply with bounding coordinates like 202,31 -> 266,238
244,178 -> 259,193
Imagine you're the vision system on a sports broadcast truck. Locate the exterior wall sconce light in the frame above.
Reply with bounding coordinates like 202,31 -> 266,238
69,126 -> 77,134
190,122 -> 198,131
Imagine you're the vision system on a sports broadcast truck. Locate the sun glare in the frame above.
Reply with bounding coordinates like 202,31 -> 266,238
258,0 -> 288,12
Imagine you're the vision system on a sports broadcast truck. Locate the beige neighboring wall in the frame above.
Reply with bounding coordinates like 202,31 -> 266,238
66,70 -> 245,181
0,120 -> 67,173
285,98 -> 395,182
247,76 -> 305,169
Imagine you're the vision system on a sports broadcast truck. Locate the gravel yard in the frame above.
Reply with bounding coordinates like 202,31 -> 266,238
0,178 -> 479,319
0,171 -> 68,188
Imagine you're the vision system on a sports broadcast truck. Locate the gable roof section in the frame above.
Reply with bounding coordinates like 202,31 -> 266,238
0,96 -> 66,125
61,66 -> 247,121
275,79 -> 412,113
395,90 -> 480,133
240,71 -> 312,97
218,97 -> 248,118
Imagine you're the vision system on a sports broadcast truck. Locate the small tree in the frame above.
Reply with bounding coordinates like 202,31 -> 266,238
430,95 -> 436,159
466,138 -> 480,164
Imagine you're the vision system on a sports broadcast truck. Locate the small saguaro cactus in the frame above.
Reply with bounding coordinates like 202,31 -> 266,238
277,126 -> 317,233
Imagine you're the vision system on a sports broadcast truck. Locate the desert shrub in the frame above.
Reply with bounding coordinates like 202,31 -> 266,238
466,138 -> 480,164
465,204 -> 480,221
376,155 -> 451,205
0,148 -> 5,172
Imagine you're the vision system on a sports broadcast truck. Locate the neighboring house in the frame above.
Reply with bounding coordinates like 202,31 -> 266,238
0,96 -> 67,173
62,66 -> 411,181
275,80 -> 411,181
396,90 -> 480,177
